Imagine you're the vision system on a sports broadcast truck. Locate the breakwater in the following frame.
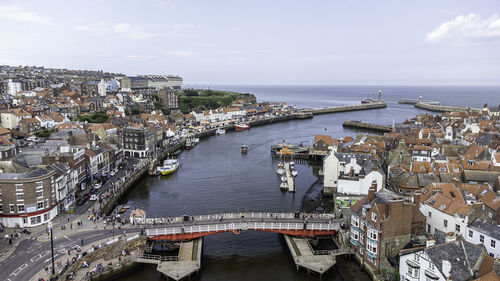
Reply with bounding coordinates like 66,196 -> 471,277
342,120 -> 392,133
308,102 -> 387,115
414,102 -> 482,113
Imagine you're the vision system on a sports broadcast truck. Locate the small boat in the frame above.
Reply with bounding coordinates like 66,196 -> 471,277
281,176 -> 287,182
185,139 -> 194,149
235,123 -> 250,131
192,138 -> 200,145
159,159 -> 179,176
277,162 -> 285,175
289,161 -> 295,167
216,128 -> 226,135
280,181 -> 288,191
291,170 -> 298,177
241,145 -> 248,154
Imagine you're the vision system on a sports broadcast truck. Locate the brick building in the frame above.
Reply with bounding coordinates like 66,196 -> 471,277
349,184 -> 426,271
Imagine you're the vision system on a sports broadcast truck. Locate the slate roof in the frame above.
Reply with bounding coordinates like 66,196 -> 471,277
468,219 -> 500,240
0,167 -> 51,180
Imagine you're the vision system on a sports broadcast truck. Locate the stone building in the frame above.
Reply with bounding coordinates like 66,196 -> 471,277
122,126 -> 155,158
158,88 -> 178,109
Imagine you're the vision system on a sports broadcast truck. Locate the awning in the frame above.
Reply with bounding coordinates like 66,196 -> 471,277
406,259 -> 420,268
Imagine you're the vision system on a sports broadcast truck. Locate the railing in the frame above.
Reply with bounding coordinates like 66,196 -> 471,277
138,212 -> 337,225
313,248 -> 354,256
146,221 -> 341,237
134,253 -> 179,262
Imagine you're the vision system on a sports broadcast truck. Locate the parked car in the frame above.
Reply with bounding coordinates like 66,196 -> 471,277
93,183 -> 101,189
90,194 -> 98,201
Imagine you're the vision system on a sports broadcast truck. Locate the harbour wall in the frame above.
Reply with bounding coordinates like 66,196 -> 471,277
342,121 -> 392,133
414,102 -> 482,113
309,102 -> 387,115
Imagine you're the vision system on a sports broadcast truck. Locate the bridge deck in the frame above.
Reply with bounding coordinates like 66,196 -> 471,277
284,235 -> 336,277
157,238 -> 202,281
143,212 -> 340,241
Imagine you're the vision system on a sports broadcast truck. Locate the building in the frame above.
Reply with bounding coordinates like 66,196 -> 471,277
19,118 -> 41,134
349,187 -> 426,271
399,236 -> 496,281
158,88 -> 178,109
42,146 -> 87,192
466,219 -> 500,258
50,162 -> 77,213
122,126 -> 155,158
0,167 -> 58,228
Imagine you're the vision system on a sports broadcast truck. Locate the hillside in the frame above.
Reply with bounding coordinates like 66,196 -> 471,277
178,89 -> 256,113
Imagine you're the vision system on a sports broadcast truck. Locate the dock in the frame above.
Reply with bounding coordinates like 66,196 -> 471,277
307,102 -> 387,115
342,120 -> 393,133
284,162 -> 295,193
284,235 -> 336,279
399,97 -> 440,105
133,238 -> 202,281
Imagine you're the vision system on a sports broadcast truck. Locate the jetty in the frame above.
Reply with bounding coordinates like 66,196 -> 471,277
132,238 -> 202,281
284,162 -> 295,192
308,102 -> 386,115
399,97 -> 439,105
342,120 -> 392,133
414,102 -> 482,113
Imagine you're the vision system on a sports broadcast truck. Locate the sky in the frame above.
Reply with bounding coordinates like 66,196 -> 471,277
0,0 -> 499,85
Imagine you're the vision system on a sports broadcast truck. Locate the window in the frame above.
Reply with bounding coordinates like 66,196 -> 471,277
469,230 -> 474,238
36,190 -> 43,198
456,224 -> 461,232
414,254 -> 419,262
37,202 -> 44,209
15,184 -> 23,191
443,219 -> 448,228
17,204 -> 24,212
371,212 -> 377,222
428,211 -> 432,218
36,181 -> 43,189
16,194 -> 23,201
491,240 -> 496,248
480,235 -> 484,243
10,204 -> 14,213
43,213 -> 49,221
0,205 -> 2,212
429,263 -> 435,271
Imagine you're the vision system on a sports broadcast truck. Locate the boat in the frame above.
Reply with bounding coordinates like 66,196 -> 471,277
185,138 -> 194,149
159,159 -> 179,176
281,176 -> 287,182
235,123 -> 250,131
361,98 -> 375,104
241,145 -> 248,154
289,161 -> 295,167
192,138 -> 200,145
292,170 -> 298,177
277,162 -> 285,175
280,181 -> 288,191
216,128 -> 226,135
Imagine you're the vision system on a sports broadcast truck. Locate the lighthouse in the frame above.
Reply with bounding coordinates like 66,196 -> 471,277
378,90 -> 382,103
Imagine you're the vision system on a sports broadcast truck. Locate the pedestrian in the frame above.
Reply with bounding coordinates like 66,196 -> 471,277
81,238 -> 84,246
45,266 -> 48,273
70,222 -> 72,229
67,248 -> 71,256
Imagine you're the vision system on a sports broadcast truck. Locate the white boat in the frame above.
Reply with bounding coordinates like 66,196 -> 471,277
192,138 -> 200,144
281,176 -> 287,182
159,159 -> 179,176
289,161 -> 295,167
277,162 -> 285,175
280,181 -> 288,191
215,128 -> 226,135
292,170 -> 298,177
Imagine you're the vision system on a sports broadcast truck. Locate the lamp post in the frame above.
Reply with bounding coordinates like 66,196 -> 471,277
48,222 -> 55,276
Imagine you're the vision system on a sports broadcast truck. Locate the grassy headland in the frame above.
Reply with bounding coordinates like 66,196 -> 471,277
178,89 -> 256,113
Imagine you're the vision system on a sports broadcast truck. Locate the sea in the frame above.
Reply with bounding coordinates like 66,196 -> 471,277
118,86 -> 499,281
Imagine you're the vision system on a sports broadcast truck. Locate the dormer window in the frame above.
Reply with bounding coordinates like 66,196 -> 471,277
371,212 -> 377,222
468,160 -> 474,166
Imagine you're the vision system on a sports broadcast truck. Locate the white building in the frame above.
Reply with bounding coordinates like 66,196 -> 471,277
420,193 -> 471,237
465,219 -> 500,258
7,79 -> 22,95
399,236 -> 491,281
491,152 -> 500,167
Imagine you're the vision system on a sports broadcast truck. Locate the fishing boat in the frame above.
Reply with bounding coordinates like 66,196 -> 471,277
292,170 -> 298,177
281,176 -> 287,182
277,162 -> 285,175
192,138 -> 200,145
280,181 -> 288,191
235,123 -> 250,131
216,128 -> 226,135
241,145 -> 248,154
159,159 -> 179,176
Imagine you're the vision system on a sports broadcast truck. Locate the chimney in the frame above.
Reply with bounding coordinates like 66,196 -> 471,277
442,259 -> 451,279
445,232 -> 456,243
368,182 -> 376,202
413,191 -> 421,204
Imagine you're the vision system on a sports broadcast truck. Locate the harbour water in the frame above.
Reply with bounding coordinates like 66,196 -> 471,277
118,86 -> 499,280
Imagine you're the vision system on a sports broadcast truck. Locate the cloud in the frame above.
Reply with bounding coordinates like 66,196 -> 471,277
74,21 -> 194,39
0,5 -> 52,25
425,13 -> 500,44
293,54 -> 345,63
164,50 -> 198,57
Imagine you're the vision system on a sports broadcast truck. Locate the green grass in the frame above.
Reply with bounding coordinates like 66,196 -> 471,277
178,89 -> 241,113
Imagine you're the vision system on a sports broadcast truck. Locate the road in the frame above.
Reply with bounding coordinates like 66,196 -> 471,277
0,228 -> 141,281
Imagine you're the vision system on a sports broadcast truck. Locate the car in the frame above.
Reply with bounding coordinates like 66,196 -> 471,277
90,194 -> 98,201
93,183 -> 101,189
110,170 -> 116,176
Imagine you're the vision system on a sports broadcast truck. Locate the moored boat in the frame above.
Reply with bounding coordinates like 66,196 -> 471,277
280,181 -> 288,191
216,128 -> 226,135
291,170 -> 298,177
235,123 -> 250,131
159,159 -> 179,175
277,162 -> 284,175
185,138 -> 193,149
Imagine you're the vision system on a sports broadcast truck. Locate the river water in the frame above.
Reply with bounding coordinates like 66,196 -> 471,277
118,86 -> 499,280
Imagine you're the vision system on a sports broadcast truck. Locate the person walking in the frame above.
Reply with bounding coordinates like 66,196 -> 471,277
81,238 -> 84,246
67,248 -> 71,256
